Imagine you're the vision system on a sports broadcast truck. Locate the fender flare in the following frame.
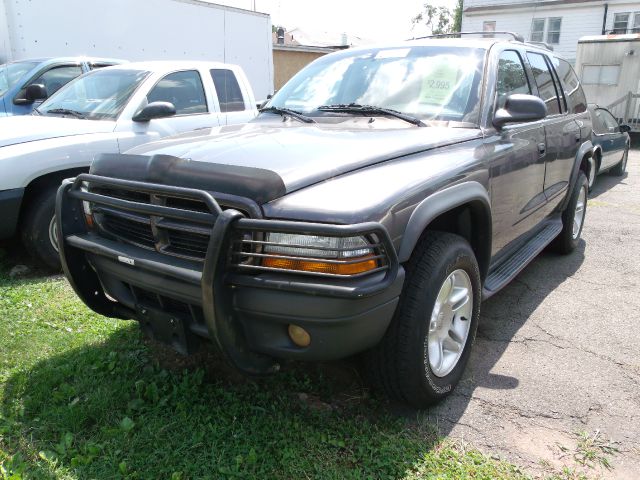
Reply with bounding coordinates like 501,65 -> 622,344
561,140 -> 593,211
397,181 -> 492,276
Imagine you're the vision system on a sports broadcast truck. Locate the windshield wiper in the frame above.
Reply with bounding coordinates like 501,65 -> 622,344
317,103 -> 427,127
44,108 -> 87,119
260,106 -> 316,124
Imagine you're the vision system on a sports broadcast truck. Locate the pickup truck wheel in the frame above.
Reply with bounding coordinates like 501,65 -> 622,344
611,147 -> 628,176
21,186 -> 61,270
363,232 -> 481,408
552,171 -> 588,255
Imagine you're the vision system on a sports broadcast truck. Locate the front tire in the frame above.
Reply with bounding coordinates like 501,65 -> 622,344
363,232 -> 481,408
552,171 -> 588,255
21,186 -> 61,270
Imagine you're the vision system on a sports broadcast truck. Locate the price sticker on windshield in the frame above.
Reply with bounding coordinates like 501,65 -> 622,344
419,63 -> 459,104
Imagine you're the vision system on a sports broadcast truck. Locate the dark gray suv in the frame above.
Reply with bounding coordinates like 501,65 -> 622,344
57,33 -> 593,408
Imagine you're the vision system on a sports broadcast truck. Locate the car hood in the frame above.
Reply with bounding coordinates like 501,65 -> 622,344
0,115 -> 115,147
119,120 -> 481,198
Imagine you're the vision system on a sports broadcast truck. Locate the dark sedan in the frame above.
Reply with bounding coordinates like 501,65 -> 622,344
588,104 -> 630,190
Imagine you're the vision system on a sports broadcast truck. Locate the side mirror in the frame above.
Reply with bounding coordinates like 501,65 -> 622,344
620,124 -> 631,133
257,93 -> 273,110
493,94 -> 547,129
14,83 -> 48,105
132,101 -> 176,122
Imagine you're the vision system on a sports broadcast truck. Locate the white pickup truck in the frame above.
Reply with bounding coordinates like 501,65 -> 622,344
0,61 -> 257,268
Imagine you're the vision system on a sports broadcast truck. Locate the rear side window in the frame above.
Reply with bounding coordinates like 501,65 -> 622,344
147,70 -> 208,115
29,65 -> 83,97
496,50 -> 531,109
210,69 -> 246,112
526,52 -> 561,115
551,57 -> 587,114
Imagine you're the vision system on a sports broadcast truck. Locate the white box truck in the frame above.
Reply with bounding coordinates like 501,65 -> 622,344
0,0 -> 274,101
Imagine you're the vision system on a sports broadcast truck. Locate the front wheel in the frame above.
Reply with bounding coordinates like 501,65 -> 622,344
587,155 -> 597,191
21,186 -> 61,270
363,232 -> 481,408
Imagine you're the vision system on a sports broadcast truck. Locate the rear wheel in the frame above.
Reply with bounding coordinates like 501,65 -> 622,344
552,171 -> 588,255
21,186 -> 61,270
363,232 -> 481,408
611,147 -> 628,176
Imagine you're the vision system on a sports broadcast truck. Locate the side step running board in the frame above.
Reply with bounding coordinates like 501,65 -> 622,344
483,220 -> 563,299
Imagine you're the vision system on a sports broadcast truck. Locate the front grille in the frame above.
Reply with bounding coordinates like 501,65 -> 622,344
89,186 -> 236,262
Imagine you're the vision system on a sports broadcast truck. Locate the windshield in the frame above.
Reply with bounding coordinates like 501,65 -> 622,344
268,46 -> 485,125
38,68 -> 149,120
0,61 -> 39,97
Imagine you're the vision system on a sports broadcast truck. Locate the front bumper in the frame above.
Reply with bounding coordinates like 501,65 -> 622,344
57,174 -> 403,374
0,188 -> 25,240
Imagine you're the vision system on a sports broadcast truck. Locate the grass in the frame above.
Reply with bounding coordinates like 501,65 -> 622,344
0,248 -> 533,479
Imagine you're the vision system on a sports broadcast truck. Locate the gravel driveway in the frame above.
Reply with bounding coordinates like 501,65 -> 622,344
422,147 -> 640,478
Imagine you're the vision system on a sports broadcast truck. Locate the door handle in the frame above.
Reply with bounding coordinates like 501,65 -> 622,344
538,143 -> 546,156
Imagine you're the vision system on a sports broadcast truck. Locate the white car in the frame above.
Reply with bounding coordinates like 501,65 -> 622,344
0,61 -> 258,268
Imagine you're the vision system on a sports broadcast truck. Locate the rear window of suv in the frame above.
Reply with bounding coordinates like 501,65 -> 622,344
527,52 -> 561,115
550,57 -> 587,114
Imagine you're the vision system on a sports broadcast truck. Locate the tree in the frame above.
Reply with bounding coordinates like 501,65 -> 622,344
453,0 -> 463,33
412,1 -> 463,36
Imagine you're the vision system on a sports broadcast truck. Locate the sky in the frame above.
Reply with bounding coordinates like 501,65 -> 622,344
211,0 -> 458,43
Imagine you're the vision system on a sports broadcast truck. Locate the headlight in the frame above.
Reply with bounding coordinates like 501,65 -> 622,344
261,233 -> 378,275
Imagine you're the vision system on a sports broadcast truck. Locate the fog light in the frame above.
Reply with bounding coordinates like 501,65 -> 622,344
288,324 -> 311,347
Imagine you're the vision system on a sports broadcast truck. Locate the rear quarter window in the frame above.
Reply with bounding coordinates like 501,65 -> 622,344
551,57 -> 587,114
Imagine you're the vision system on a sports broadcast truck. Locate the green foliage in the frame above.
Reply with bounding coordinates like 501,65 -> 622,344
412,4 -> 454,35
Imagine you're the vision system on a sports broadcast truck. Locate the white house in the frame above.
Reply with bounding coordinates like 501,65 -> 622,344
462,0 -> 640,62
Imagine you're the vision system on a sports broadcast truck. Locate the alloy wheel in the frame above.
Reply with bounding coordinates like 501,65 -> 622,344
427,269 -> 473,377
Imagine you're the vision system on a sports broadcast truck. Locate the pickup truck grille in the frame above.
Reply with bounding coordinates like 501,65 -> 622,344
90,187 -> 227,262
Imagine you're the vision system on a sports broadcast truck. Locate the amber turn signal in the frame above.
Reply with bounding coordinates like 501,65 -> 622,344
262,255 -> 377,275
288,324 -> 311,347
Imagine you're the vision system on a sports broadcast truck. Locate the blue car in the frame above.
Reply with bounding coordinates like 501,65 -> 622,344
587,104 -> 631,191
0,57 -> 125,116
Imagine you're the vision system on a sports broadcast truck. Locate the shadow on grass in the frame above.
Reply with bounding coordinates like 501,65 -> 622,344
0,321 -> 438,479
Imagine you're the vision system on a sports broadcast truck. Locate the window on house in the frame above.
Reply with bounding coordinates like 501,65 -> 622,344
483,21 -> 496,38
633,13 -> 640,33
547,18 -> 562,44
582,65 -> 621,85
531,18 -> 545,42
613,13 -> 630,33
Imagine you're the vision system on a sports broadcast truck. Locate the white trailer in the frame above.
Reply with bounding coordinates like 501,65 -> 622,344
575,34 -> 640,130
0,0 -> 274,100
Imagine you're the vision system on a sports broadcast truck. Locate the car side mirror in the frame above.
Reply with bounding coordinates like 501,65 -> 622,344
132,101 -> 176,122
493,94 -> 547,129
257,93 -> 273,110
620,124 -> 631,133
14,83 -> 48,105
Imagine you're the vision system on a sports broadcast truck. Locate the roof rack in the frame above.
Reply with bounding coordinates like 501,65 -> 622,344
412,31 -> 525,42
525,40 -> 554,51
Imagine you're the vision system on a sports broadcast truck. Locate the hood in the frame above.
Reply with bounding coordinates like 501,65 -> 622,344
0,115 -> 115,148
122,120 -> 481,198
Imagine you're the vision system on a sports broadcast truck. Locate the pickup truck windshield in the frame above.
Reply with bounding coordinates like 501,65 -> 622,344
38,69 -> 149,120
268,46 -> 485,125
0,61 -> 39,97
